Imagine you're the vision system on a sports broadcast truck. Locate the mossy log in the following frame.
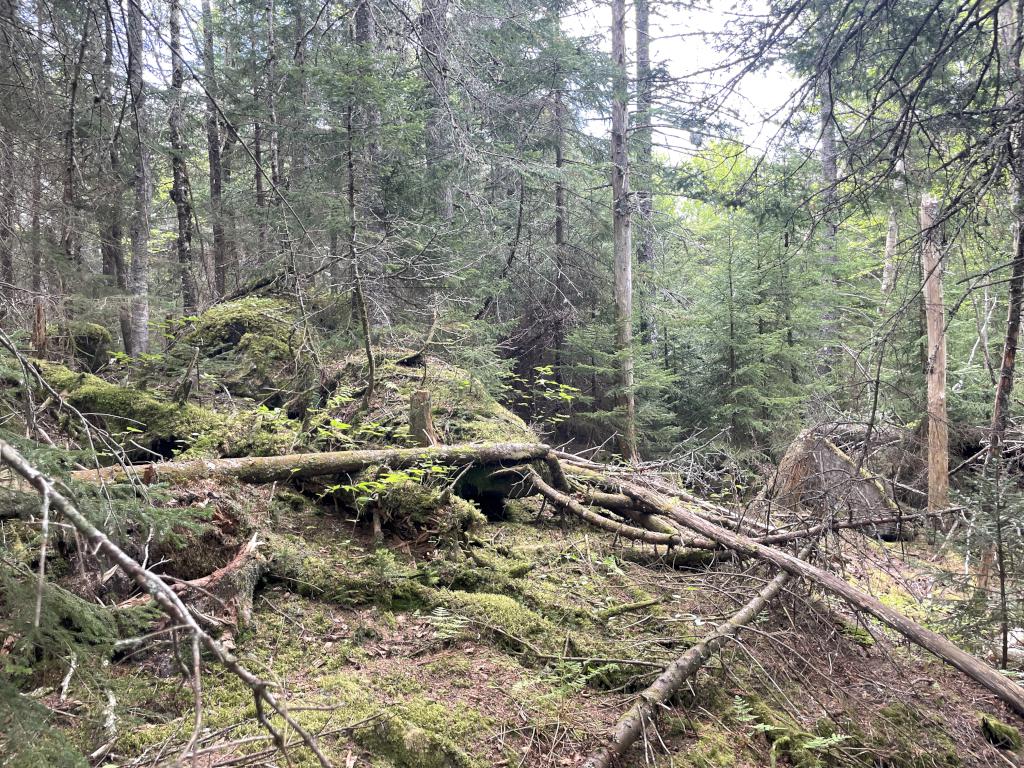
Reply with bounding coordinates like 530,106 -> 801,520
71,442 -> 551,485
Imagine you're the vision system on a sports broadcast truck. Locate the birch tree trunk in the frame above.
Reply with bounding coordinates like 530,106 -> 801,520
920,193 -> 948,514
880,206 -> 898,300
169,0 -> 198,314
126,0 -> 151,355
611,0 -> 637,461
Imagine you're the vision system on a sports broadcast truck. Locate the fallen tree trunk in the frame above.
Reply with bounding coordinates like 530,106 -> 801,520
582,542 -> 815,768
71,442 -> 550,485
520,467 -> 709,549
617,479 -> 1024,717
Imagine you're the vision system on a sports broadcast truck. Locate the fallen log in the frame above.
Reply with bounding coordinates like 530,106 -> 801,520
582,542 -> 815,768
70,442 -> 550,485
616,479 -> 1024,717
517,467 -> 704,549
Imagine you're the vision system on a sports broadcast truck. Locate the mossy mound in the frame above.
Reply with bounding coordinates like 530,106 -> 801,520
187,297 -> 294,348
186,297 -> 303,404
311,353 -> 535,450
35,361 -> 300,459
982,714 -> 1022,750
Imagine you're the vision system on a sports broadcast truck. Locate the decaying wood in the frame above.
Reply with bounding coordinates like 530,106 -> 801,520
616,478 -> 1024,718
71,442 -> 550,485
767,428 -> 910,539
518,467 -> 701,548
920,194 -> 949,513
409,389 -> 438,447
583,542 -> 815,768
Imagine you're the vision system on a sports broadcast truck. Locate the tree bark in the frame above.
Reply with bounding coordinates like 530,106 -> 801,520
880,205 -> 898,300
920,194 -> 948,513
818,29 -> 839,367
611,0 -> 637,461
70,442 -> 551,485
420,0 -> 453,220
635,0 -> 656,344
170,0 -> 198,314
126,0 -> 151,355
409,389 -> 439,447
0,0 -> 17,316
98,7 -> 126,291
202,0 -> 229,299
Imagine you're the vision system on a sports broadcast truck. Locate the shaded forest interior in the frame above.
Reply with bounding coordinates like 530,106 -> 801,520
8,0 -> 1024,766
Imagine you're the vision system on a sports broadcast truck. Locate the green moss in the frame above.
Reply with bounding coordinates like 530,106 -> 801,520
268,533 -> 431,609
36,361 -> 301,459
434,589 -> 560,651
187,298 -> 294,348
681,724 -> 738,767
982,715 -> 1022,750
837,619 -> 875,647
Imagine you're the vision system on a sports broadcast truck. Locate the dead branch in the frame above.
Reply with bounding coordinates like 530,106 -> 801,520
614,477 -> 1024,717
0,438 -> 335,768
582,542 -> 815,768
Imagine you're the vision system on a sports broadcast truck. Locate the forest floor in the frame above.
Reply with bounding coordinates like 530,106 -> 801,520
3,298 -> 1024,767
40,485 -> 1024,767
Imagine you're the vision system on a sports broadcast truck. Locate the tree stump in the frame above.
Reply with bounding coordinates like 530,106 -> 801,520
409,389 -> 438,447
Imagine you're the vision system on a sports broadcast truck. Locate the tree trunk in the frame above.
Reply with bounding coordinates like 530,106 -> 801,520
98,8 -> 126,291
202,0 -> 229,299
59,24 -> 88,273
420,0 -> 453,220
880,205 -> 898,300
170,0 -> 198,314
70,442 -> 551,485
920,194 -> 948,514
126,0 -> 151,356
611,0 -> 637,461
0,0 -> 13,314
635,0 -> 656,345
818,44 -> 839,367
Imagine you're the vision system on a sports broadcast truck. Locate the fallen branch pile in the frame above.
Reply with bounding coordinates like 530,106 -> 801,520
14,438 -> 1024,766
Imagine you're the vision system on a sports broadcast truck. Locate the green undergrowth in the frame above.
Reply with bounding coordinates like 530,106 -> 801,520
312,353 -> 534,451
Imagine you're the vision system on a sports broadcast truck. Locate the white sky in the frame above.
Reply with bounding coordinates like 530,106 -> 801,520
564,0 -> 801,158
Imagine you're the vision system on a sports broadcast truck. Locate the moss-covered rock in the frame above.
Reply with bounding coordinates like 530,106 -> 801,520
186,298 -> 301,403
36,361 -> 300,459
982,715 -> 1022,750
187,297 -> 294,348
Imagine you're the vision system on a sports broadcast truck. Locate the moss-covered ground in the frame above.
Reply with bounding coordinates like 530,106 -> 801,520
23,490 -> 1017,768
3,334 -> 1022,768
